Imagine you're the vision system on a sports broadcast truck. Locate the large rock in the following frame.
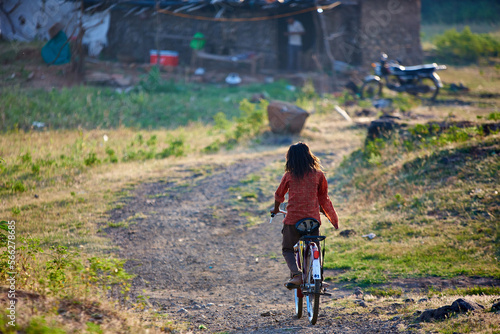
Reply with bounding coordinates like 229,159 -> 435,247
451,298 -> 484,313
267,101 -> 309,134
417,298 -> 485,322
491,300 -> 500,312
367,116 -> 402,140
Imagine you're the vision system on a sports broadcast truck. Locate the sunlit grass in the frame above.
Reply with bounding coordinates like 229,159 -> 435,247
324,128 -> 500,284
1,55 -> 499,333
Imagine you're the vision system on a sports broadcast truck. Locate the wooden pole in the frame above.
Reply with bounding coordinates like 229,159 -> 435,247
315,0 -> 337,91
155,0 -> 160,68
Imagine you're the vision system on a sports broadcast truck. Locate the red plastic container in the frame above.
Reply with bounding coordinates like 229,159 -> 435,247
150,50 -> 179,67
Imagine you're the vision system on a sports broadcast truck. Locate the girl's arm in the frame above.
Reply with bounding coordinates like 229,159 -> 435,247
272,173 -> 289,214
318,173 -> 339,229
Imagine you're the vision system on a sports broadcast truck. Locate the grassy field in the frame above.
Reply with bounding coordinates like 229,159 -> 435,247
1,36 -> 500,333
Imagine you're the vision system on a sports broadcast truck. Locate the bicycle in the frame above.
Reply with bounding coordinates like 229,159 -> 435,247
270,212 -> 331,325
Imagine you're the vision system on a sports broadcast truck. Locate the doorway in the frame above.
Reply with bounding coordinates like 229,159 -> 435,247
277,11 -> 316,71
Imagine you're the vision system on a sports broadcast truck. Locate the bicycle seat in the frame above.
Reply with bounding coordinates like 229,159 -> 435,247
295,218 -> 320,236
300,235 -> 326,241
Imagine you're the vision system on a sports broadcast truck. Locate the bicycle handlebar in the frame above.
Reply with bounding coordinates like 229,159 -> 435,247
269,210 -> 287,224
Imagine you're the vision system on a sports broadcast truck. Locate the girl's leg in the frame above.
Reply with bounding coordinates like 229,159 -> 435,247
282,224 -> 301,277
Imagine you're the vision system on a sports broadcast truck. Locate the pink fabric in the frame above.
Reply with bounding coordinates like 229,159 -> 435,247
274,170 -> 338,228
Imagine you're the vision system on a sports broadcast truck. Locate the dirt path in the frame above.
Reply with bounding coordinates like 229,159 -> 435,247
103,149 -> 498,333
103,149 -> 404,333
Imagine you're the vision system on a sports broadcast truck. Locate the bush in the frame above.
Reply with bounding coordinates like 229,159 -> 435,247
421,0 -> 500,24
434,26 -> 500,64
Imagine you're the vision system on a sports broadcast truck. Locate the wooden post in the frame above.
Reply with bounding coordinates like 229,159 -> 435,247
155,0 -> 160,68
315,0 -> 337,91
74,0 -> 86,80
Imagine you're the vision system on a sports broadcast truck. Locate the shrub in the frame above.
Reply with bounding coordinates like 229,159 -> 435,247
434,26 -> 500,64
105,147 -> 118,163
138,66 -> 179,93
84,152 -> 100,166
156,138 -> 185,159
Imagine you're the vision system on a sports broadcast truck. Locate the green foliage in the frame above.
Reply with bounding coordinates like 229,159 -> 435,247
213,112 -> 231,132
486,112 -> 500,121
0,232 -> 134,305
138,66 -> 179,93
156,137 -> 186,159
365,287 -> 403,297
300,79 -> 318,100
84,152 -> 100,166
434,26 -> 500,63
31,163 -> 40,174
11,180 -> 26,193
20,152 -> 32,164
363,138 -> 386,165
86,322 -> 104,334
0,221 -> 9,247
45,245 -> 82,295
24,317 -> 65,334
202,139 -> 221,154
326,124 -> 500,285
404,124 -> 480,153
105,147 -> 118,163
204,99 -> 269,152
444,286 -> 500,296
421,0 -> 500,24
0,78 -> 297,132
386,193 -> 406,210
392,94 -> 418,112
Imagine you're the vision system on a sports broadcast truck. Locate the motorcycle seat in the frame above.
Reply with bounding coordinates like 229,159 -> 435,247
392,63 -> 438,74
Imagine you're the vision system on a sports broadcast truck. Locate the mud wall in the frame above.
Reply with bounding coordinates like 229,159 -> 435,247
321,4 -> 362,65
102,0 -> 422,70
103,9 -> 278,69
358,0 -> 423,66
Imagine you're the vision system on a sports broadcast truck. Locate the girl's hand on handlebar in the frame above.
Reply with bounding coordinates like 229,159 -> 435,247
270,208 -> 281,215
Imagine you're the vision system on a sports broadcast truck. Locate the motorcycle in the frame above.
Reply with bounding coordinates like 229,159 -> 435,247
361,53 -> 447,101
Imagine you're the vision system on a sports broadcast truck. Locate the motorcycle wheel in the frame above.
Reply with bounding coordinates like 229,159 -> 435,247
417,77 -> 439,101
361,80 -> 382,99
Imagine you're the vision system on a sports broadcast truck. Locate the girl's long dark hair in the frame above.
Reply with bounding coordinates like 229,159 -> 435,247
285,142 -> 322,179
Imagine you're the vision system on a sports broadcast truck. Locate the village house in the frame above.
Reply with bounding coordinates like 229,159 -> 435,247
0,0 -> 423,72
101,0 -> 422,72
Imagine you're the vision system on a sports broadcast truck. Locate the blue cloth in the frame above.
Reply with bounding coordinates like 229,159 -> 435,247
41,31 -> 71,65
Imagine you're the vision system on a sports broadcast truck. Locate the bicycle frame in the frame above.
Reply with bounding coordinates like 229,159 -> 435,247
293,235 -> 327,325
294,236 -> 325,290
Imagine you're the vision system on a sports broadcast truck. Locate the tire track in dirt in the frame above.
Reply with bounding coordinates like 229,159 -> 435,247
105,153 -> 405,333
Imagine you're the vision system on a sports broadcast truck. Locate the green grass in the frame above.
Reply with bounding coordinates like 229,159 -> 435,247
0,77 -> 296,132
2,42 -> 500,333
324,126 -> 500,284
421,23 -> 500,45
421,0 -> 500,25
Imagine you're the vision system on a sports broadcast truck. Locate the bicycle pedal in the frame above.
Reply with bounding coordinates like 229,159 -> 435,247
285,283 -> 300,290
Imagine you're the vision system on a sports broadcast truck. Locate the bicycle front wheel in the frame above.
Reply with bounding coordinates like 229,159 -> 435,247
294,288 -> 303,318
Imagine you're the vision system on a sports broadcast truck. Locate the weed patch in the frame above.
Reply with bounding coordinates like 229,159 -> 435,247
326,125 -> 500,284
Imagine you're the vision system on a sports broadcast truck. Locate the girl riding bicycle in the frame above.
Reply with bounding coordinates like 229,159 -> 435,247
270,142 -> 339,287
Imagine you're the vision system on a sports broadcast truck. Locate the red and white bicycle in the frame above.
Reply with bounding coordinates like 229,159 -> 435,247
270,212 -> 331,325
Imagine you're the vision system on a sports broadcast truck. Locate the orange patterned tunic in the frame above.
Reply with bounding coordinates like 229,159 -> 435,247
274,170 -> 338,228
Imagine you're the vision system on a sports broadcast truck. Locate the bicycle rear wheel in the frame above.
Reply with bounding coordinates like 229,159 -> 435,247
294,288 -> 303,318
306,280 -> 320,324
305,247 -> 321,324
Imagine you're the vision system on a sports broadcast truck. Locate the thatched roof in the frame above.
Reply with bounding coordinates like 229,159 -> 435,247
76,0 -> 346,13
